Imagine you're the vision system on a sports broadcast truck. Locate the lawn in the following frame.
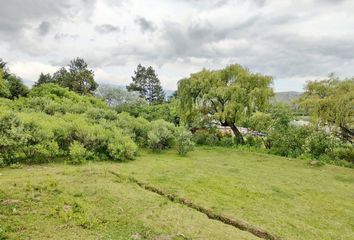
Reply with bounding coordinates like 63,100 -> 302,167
1,147 -> 354,239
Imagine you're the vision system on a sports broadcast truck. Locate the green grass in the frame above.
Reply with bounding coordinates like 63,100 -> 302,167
1,147 -> 354,239
115,147 -> 354,240
0,163 -> 256,240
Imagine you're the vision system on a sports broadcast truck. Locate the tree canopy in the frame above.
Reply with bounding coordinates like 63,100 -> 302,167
0,69 -> 10,98
127,64 -> 165,104
34,73 -> 53,87
297,75 -> 354,142
178,64 -> 274,141
0,58 -> 29,99
34,58 -> 98,95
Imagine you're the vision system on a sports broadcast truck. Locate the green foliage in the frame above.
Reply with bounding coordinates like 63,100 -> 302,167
0,69 -> 10,98
269,103 -> 294,128
115,112 -> 151,147
217,135 -> 235,147
25,83 -> 106,114
178,64 -> 273,141
148,120 -> 176,151
34,73 -> 53,87
192,130 -> 218,145
0,84 -> 144,165
304,130 -> 337,158
127,64 -> 165,104
117,100 -> 179,125
244,135 -> 263,148
107,130 -> 138,161
4,74 -> 29,99
68,141 -> 91,164
330,145 -> 354,164
175,127 -> 194,155
268,125 -> 311,158
297,75 -> 354,142
247,111 -> 272,132
0,59 -> 28,99
35,58 -> 98,95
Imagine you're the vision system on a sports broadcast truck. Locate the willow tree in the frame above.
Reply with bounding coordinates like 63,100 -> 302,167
178,64 -> 273,142
297,75 -> 354,142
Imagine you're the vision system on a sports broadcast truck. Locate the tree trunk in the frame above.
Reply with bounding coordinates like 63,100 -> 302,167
228,122 -> 244,144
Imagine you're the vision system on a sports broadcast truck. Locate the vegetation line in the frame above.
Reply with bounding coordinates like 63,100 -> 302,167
109,171 -> 282,240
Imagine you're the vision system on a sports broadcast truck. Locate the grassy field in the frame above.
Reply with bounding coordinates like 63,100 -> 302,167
1,147 -> 354,239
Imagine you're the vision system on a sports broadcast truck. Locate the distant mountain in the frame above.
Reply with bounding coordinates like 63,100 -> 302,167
273,91 -> 302,104
98,83 -> 176,99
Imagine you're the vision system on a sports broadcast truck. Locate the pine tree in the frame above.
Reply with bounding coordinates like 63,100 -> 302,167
51,58 -> 98,95
34,73 -> 53,87
127,64 -> 147,98
127,64 -> 165,104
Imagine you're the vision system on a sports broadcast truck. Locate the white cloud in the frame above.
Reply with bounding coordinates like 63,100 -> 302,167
8,61 -> 58,85
1,0 -> 353,91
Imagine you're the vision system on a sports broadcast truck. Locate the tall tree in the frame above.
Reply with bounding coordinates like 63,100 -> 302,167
0,69 -> 10,98
127,64 -> 165,104
0,58 -> 28,99
178,64 -> 274,142
34,73 -> 53,87
0,58 -> 10,80
6,75 -> 29,99
297,75 -> 354,142
127,64 -> 147,98
52,58 -> 98,95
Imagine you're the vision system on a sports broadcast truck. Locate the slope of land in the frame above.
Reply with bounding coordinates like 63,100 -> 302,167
1,147 -> 354,240
273,91 -> 302,104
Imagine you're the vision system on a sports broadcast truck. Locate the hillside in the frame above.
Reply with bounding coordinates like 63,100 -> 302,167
1,148 -> 353,240
273,91 -> 302,104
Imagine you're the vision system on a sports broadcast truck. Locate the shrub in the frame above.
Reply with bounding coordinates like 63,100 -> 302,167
218,136 -> 234,147
193,130 -> 218,145
175,127 -> 194,155
329,145 -> 354,163
148,119 -> 176,151
268,125 -> 311,158
115,112 -> 151,147
86,108 -> 117,122
0,112 -> 28,164
68,141 -> 91,165
107,132 -> 138,161
245,135 -> 263,148
305,131 -> 336,158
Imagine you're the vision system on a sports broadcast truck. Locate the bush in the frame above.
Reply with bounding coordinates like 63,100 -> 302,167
245,135 -> 263,148
304,131 -> 340,158
107,130 -> 138,161
68,141 -> 91,165
329,145 -> 354,163
268,125 -> 311,158
115,112 -> 151,147
0,112 -> 27,164
193,130 -> 218,145
217,136 -> 235,147
148,120 -> 176,151
175,127 -> 194,155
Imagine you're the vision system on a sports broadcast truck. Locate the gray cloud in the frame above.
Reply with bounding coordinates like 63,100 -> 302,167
54,33 -> 79,40
95,24 -> 120,34
0,0 -> 353,91
0,0 -> 96,56
135,17 -> 156,33
38,21 -> 51,36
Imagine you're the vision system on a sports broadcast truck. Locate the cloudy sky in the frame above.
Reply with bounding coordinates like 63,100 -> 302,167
0,0 -> 353,92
